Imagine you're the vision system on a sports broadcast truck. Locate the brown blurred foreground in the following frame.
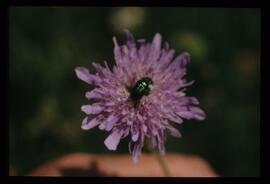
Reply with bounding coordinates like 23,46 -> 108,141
27,153 -> 218,177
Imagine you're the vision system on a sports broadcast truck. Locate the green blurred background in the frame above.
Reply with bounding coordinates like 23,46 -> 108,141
9,7 -> 260,176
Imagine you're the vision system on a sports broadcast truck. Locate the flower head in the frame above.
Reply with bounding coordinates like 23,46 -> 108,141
75,29 -> 206,162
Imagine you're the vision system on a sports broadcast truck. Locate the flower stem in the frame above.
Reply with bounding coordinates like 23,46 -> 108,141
145,141 -> 171,176
153,150 -> 171,177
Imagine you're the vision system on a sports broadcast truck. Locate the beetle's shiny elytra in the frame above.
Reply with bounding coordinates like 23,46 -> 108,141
130,77 -> 154,101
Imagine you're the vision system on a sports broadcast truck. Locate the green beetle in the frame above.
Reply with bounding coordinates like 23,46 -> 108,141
130,77 -> 154,101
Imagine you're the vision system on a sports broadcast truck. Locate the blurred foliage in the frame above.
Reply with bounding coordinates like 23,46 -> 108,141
9,7 -> 260,176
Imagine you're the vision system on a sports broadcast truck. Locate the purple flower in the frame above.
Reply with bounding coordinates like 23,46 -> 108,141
75,29 -> 206,162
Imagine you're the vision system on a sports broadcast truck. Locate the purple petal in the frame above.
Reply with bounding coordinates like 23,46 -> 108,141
104,130 -> 123,150
178,96 -> 197,106
164,41 -> 169,50
150,33 -> 162,61
190,107 -> 206,120
142,124 -> 147,133
92,62 -> 111,78
188,97 -> 199,105
131,127 -> 139,142
176,110 -> 193,120
137,38 -> 145,44
177,106 -> 206,120
167,126 -> 182,138
99,114 -> 119,131
81,104 -> 104,115
122,127 -> 130,138
129,135 -> 145,163
124,29 -> 135,48
180,80 -> 195,88
85,90 -> 102,99
128,141 -> 133,154
131,143 -> 141,163
75,67 -> 101,85
173,52 -> 190,69
159,49 -> 175,69
152,33 -> 162,51
158,142 -> 166,155
113,37 -> 123,66
137,114 -> 144,123
156,130 -> 166,155
167,113 -> 183,124
81,116 -> 100,130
